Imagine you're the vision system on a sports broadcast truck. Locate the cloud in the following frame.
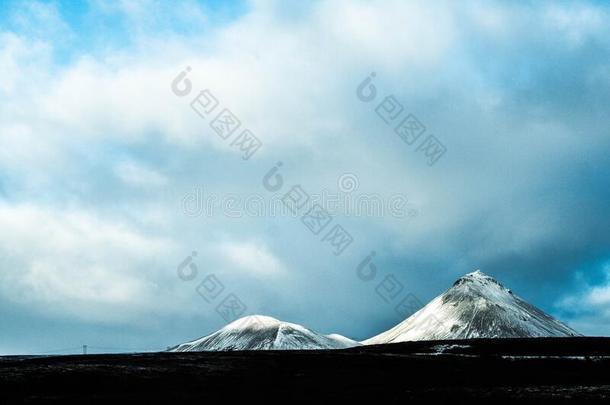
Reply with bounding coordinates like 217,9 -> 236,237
219,240 -> 286,276
0,203 -> 183,324
556,263 -> 610,335
114,160 -> 168,188
9,0 -> 73,41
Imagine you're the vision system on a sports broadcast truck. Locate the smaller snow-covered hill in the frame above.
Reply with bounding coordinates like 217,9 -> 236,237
171,315 -> 360,351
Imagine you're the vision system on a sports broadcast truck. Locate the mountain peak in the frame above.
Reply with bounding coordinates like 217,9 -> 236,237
465,269 -> 487,278
459,269 -> 494,282
224,315 -> 282,330
453,269 -> 506,290
364,270 -> 580,344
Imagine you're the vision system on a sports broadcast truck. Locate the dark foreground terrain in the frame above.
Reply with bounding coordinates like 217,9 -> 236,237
2,337 -> 610,404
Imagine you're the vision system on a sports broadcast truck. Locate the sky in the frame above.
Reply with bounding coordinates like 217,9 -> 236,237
1,0 -> 610,355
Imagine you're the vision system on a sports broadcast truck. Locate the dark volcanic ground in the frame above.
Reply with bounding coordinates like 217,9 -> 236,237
1,337 -> 610,404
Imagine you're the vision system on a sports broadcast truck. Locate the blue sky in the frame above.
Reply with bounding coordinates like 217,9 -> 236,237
1,0 -> 610,354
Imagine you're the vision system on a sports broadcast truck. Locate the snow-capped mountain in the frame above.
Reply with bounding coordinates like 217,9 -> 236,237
171,315 -> 360,351
363,270 -> 581,344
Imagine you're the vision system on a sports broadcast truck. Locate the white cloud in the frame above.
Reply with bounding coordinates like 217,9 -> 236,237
543,2 -> 610,48
557,264 -> 610,335
115,160 -> 168,188
588,286 -> 610,307
10,1 -> 74,41
219,241 -> 286,276
0,204 -> 184,324
579,266 -> 610,311
0,0 -> 461,163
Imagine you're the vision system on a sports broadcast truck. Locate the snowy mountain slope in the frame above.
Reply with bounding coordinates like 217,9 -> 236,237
363,270 -> 581,344
171,315 -> 360,351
